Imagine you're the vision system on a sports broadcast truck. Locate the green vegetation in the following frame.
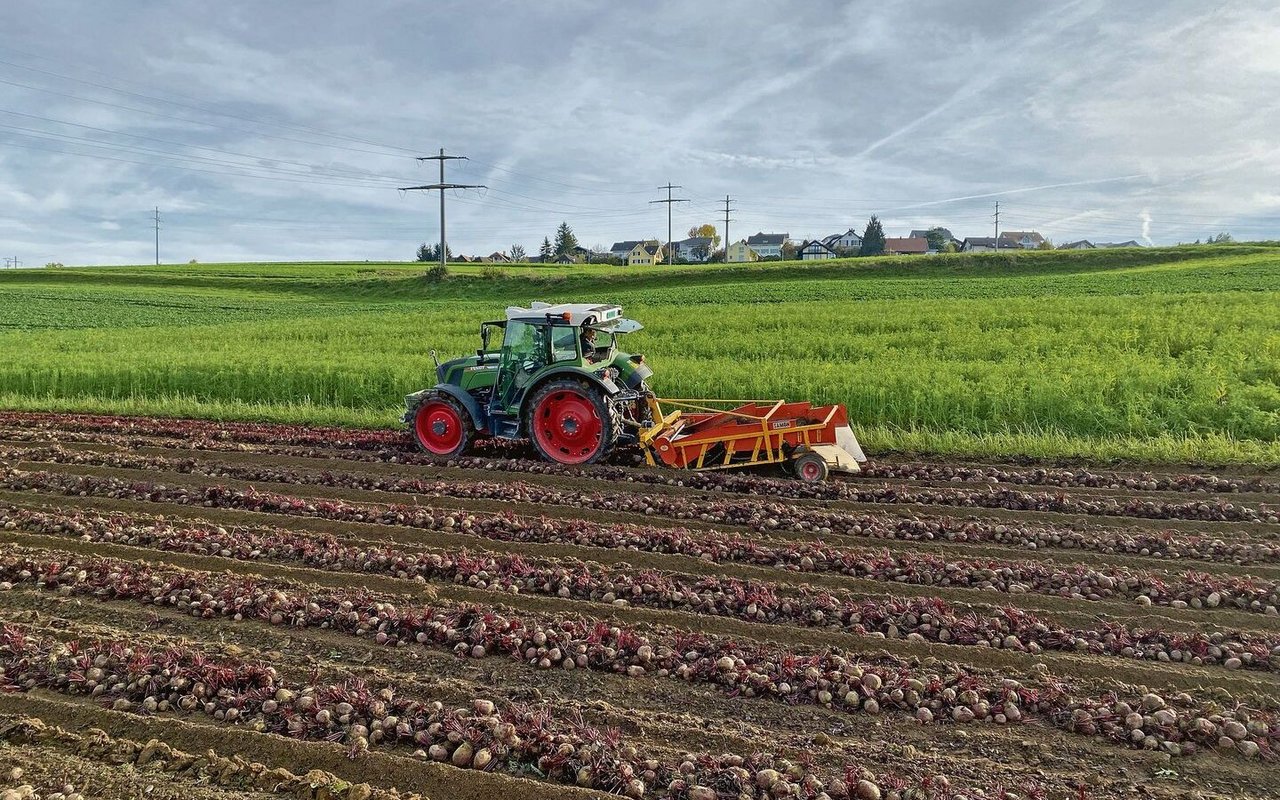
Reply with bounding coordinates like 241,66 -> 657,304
1,246 -> 1277,465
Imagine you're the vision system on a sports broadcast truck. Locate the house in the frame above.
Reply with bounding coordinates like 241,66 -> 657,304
1058,240 -> 1094,250
670,236 -> 714,262
455,255 -> 474,263
486,252 -> 511,263
821,229 -> 862,253
909,227 -> 955,241
745,232 -> 789,259
999,231 -> 1046,249
570,245 -> 593,261
725,240 -> 759,263
552,253 -> 577,264
1095,240 -> 1143,248
910,227 -> 960,252
961,237 -> 1022,252
609,240 -> 643,260
797,239 -> 837,260
626,241 -> 664,266
884,237 -> 929,255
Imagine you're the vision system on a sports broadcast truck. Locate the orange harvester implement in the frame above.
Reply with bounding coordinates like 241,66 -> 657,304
637,397 -> 866,481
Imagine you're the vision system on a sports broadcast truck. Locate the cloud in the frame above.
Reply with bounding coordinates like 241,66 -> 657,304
0,0 -> 1277,262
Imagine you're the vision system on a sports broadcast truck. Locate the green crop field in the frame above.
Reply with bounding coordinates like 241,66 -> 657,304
1,245 -> 1277,465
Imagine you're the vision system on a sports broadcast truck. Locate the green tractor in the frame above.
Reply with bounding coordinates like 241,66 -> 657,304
403,302 -> 654,464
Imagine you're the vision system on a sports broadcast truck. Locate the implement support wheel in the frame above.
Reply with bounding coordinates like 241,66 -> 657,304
793,452 -> 829,483
412,394 -> 474,457
527,379 -> 616,465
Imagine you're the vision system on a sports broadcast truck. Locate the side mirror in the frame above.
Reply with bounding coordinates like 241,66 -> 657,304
480,327 -> 491,351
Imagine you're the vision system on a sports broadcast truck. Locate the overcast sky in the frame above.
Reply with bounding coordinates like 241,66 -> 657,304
2,0 -> 1279,265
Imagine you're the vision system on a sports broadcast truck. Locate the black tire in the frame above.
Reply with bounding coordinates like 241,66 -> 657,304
410,392 -> 475,457
525,379 -> 619,465
793,452 -> 829,482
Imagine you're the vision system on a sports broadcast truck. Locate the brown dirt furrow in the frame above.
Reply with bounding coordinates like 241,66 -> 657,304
24,439 -> 1277,510
0,594 -> 1087,794
7,460 -> 1280,584
3,530 -> 1278,705
7,448 -> 1279,542
4,419 -> 1277,502
3,490 -> 1277,642
0,691 -> 596,800
1,589 -> 1271,800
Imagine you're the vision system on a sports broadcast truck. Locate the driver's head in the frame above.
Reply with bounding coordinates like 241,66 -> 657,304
582,327 -> 596,344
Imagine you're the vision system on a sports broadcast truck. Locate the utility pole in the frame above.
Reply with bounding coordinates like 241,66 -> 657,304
722,195 -> 735,258
154,207 -> 161,266
993,200 -> 1000,249
649,183 -> 688,264
399,148 -> 486,272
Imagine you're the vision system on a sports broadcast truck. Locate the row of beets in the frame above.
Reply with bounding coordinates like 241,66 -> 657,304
0,625 -> 937,800
6,444 -> 1278,525
5,503 -> 1280,671
4,491 -> 1278,615
4,450 -> 1277,567
4,410 -> 1278,496
1,548 -> 1275,762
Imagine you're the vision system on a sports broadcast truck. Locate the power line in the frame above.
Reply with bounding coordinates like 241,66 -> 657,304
649,183 -> 689,264
154,208 -> 161,266
722,195 -> 735,254
399,149 -> 487,272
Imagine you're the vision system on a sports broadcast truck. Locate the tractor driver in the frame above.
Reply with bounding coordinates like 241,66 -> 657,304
580,325 -> 603,363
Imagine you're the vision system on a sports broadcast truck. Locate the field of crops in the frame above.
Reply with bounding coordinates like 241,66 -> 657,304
0,411 -> 1277,800
0,246 -> 1277,464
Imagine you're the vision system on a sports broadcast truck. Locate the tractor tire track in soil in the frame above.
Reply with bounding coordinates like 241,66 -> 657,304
0,412 -> 1278,800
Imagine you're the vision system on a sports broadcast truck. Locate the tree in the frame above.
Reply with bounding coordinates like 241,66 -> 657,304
1209,232 -> 1234,244
553,222 -> 578,256
941,241 -> 959,254
781,241 -> 798,261
859,216 -> 886,256
686,223 -> 721,251
509,243 -> 527,262
1037,239 -> 1054,250
923,227 -> 950,252
416,242 -> 452,262
539,237 -> 554,260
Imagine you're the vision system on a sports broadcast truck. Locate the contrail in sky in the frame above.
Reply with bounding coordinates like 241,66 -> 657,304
892,174 -> 1150,210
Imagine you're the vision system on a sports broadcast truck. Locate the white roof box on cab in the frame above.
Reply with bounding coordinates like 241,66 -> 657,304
507,303 -> 625,326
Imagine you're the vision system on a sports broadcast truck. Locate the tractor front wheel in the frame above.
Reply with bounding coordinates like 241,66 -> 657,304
527,379 -> 617,465
411,394 -> 474,457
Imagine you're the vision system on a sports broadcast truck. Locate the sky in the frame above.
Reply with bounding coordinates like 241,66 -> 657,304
1,0 -> 1279,265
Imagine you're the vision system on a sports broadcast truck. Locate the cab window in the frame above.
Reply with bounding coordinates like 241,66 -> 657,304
550,326 -> 578,362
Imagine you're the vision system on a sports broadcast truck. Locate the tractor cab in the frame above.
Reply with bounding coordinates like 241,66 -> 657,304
491,303 -> 640,416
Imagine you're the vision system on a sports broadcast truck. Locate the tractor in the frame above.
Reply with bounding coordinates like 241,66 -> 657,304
404,302 -> 867,480
404,302 -> 652,465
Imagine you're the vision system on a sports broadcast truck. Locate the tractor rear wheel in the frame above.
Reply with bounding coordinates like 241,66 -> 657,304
527,379 -> 617,465
793,452 -> 829,483
411,393 -> 474,457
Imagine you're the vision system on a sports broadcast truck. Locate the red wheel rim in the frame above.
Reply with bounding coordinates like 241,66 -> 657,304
799,460 -> 822,481
415,400 -> 464,455
532,388 -> 603,464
